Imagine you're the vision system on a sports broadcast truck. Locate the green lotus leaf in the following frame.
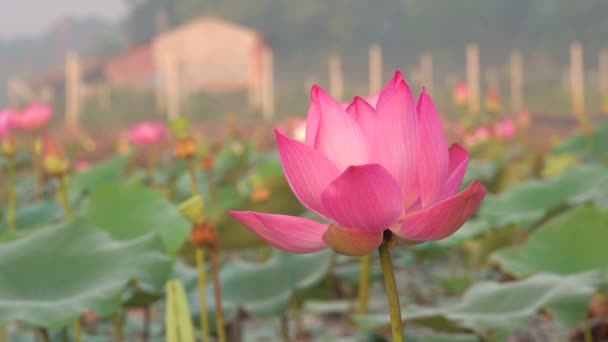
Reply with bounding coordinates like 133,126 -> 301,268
0,218 -> 172,328
355,272 -> 598,338
85,182 -> 190,255
491,205 -> 608,278
479,164 -> 608,227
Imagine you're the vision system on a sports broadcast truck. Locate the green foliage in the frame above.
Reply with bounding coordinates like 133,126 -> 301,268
356,272 -> 599,339
0,218 -> 172,327
492,206 -> 608,279
85,182 -> 190,255
166,279 -> 196,342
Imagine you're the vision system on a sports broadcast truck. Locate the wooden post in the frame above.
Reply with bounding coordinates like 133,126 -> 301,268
466,43 -> 480,114
570,41 -> 585,117
165,55 -> 180,120
65,51 -> 81,130
261,47 -> 274,120
509,50 -> 524,111
328,54 -> 344,100
599,48 -> 608,111
420,52 -> 433,90
248,46 -> 262,108
369,44 -> 382,94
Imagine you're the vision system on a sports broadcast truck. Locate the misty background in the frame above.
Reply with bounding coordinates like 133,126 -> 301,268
1,0 -> 607,118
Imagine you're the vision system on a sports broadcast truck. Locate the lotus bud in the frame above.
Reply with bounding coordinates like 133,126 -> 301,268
173,136 -> 198,160
42,135 -> 69,177
178,195 -> 205,224
200,155 -> 214,172
250,185 -> 270,203
190,222 -> 219,249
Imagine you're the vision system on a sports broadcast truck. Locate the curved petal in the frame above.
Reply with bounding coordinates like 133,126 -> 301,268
228,211 -> 328,253
370,80 -> 419,207
417,89 -> 449,207
276,130 -> 340,218
346,96 -> 376,139
439,144 -> 469,201
305,98 -> 320,147
323,224 -> 383,256
375,71 -> 403,110
312,85 -> 368,169
393,180 -> 486,241
321,164 -> 403,232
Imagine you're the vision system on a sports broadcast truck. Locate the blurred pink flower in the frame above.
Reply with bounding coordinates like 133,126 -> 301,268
464,126 -> 491,147
453,82 -> 468,106
230,71 -> 486,256
13,103 -> 52,132
516,110 -> 530,127
494,118 -> 517,140
0,108 -> 16,140
75,160 -> 91,172
128,122 -> 166,146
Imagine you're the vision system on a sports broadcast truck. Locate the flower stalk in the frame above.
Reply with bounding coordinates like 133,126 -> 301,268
378,231 -> 403,342
6,152 -> 16,231
356,254 -> 371,314
111,312 -> 123,342
195,247 -> 210,342
210,248 -> 226,342
58,175 -> 72,219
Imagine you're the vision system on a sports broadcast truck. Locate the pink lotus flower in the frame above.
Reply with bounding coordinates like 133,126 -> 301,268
494,118 -> 517,140
0,108 -> 16,140
230,71 -> 486,256
13,103 -> 52,132
128,122 -> 166,146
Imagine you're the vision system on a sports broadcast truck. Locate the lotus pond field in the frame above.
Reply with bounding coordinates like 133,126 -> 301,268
2,75 -> 608,342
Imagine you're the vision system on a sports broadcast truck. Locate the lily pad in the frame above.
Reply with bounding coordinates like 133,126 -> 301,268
356,272 -> 598,338
69,156 -> 128,199
191,249 -> 334,327
491,206 -> 608,278
479,164 -> 608,227
0,218 -> 172,328
85,182 -> 190,255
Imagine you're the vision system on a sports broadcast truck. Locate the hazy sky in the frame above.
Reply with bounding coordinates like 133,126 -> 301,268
0,0 -> 127,38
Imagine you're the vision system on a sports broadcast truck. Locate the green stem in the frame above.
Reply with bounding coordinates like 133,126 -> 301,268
142,306 -> 150,342
6,155 -> 16,231
187,158 -> 200,196
61,327 -> 69,342
112,311 -> 123,342
58,175 -> 72,219
33,140 -> 43,200
73,318 -> 81,342
210,248 -> 226,342
195,248 -> 210,342
356,255 -> 371,314
280,313 -> 291,342
378,232 -> 404,342
0,326 -> 6,342
583,318 -> 593,342
38,328 -> 50,342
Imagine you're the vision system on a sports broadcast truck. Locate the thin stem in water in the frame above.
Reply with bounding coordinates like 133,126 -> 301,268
187,158 -> 200,196
378,231 -> 404,342
6,155 -> 16,231
210,248 -> 226,342
73,317 -> 81,342
196,247 -> 210,342
58,175 -> 72,219
112,311 -> 124,342
356,254 -> 371,314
